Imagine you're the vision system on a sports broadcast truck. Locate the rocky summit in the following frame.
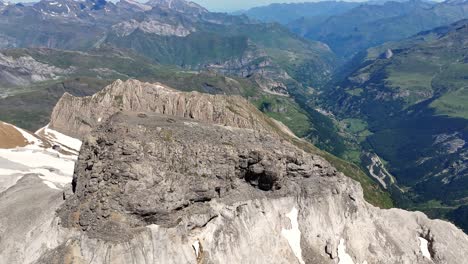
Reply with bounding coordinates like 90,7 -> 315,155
0,80 -> 468,264
48,79 -> 288,139
1,80 -> 468,264
34,112 -> 468,264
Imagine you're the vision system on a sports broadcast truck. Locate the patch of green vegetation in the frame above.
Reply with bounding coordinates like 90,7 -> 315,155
386,72 -> 432,90
409,199 -> 451,210
0,77 -> 112,131
106,31 -> 250,67
386,71 -> 433,105
161,129 -> 174,142
252,95 -> 311,137
114,95 -> 124,107
341,149 -> 362,164
431,86 -> 468,119
343,118 -> 368,134
346,88 -> 363,96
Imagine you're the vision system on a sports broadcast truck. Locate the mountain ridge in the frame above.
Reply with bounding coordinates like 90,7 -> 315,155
284,0 -> 468,58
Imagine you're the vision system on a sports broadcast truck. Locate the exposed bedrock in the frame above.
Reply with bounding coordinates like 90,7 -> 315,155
34,112 -> 468,264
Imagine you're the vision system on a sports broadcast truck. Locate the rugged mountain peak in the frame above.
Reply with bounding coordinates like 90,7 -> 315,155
0,51 -> 71,87
111,18 -> 195,37
146,0 -> 208,15
33,0 -> 82,18
49,79 -> 289,139
30,111 -> 468,263
31,0 -> 118,19
117,0 -> 152,12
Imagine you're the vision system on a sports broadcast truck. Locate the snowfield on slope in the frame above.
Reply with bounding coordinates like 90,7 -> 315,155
0,122 -> 81,191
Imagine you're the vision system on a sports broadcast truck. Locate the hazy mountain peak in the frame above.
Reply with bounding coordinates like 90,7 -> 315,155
146,0 -> 208,14
444,0 -> 468,4
117,0 -> 152,11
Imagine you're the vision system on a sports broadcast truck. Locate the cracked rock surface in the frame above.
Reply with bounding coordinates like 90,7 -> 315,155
33,112 -> 468,264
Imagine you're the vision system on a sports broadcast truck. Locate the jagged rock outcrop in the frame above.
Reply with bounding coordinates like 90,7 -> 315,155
0,52 -> 72,87
31,112 -> 468,264
204,48 -> 291,96
146,0 -> 208,15
49,79 -> 285,139
112,19 -> 195,37
58,112 -> 336,236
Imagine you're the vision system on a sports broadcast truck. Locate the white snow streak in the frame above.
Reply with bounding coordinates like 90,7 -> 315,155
419,237 -> 431,260
338,238 -> 355,264
192,240 -> 201,258
281,207 -> 305,264
0,147 -> 76,190
0,168 -> 21,175
0,149 -> 75,174
42,180 -> 60,190
15,125 -> 42,146
36,124 -> 82,152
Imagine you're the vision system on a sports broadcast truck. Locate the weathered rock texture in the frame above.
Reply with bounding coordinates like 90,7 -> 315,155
36,112 -> 468,264
0,52 -> 72,87
204,48 -> 292,96
49,79 -> 282,139
112,19 -> 195,37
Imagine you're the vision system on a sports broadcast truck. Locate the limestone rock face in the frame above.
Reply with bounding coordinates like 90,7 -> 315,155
58,112 -> 336,237
146,0 -> 209,15
0,51 -> 72,87
204,49 -> 292,96
35,112 -> 468,264
111,19 -> 195,37
49,79 -> 280,139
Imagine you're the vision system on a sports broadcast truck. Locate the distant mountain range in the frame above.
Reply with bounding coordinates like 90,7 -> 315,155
235,1 -> 360,25
242,0 -> 468,59
0,0 -> 343,150
0,0 -> 334,83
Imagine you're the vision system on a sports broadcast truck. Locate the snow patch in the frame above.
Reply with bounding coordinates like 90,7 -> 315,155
0,147 -> 76,190
33,168 -> 73,186
42,180 -> 60,190
418,237 -> 431,260
0,148 -> 75,174
123,0 -> 152,11
36,124 -> 82,153
281,207 -> 305,264
147,224 -> 159,230
192,240 -> 201,258
338,238 -> 355,264
15,126 -> 42,146
0,168 -> 22,175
